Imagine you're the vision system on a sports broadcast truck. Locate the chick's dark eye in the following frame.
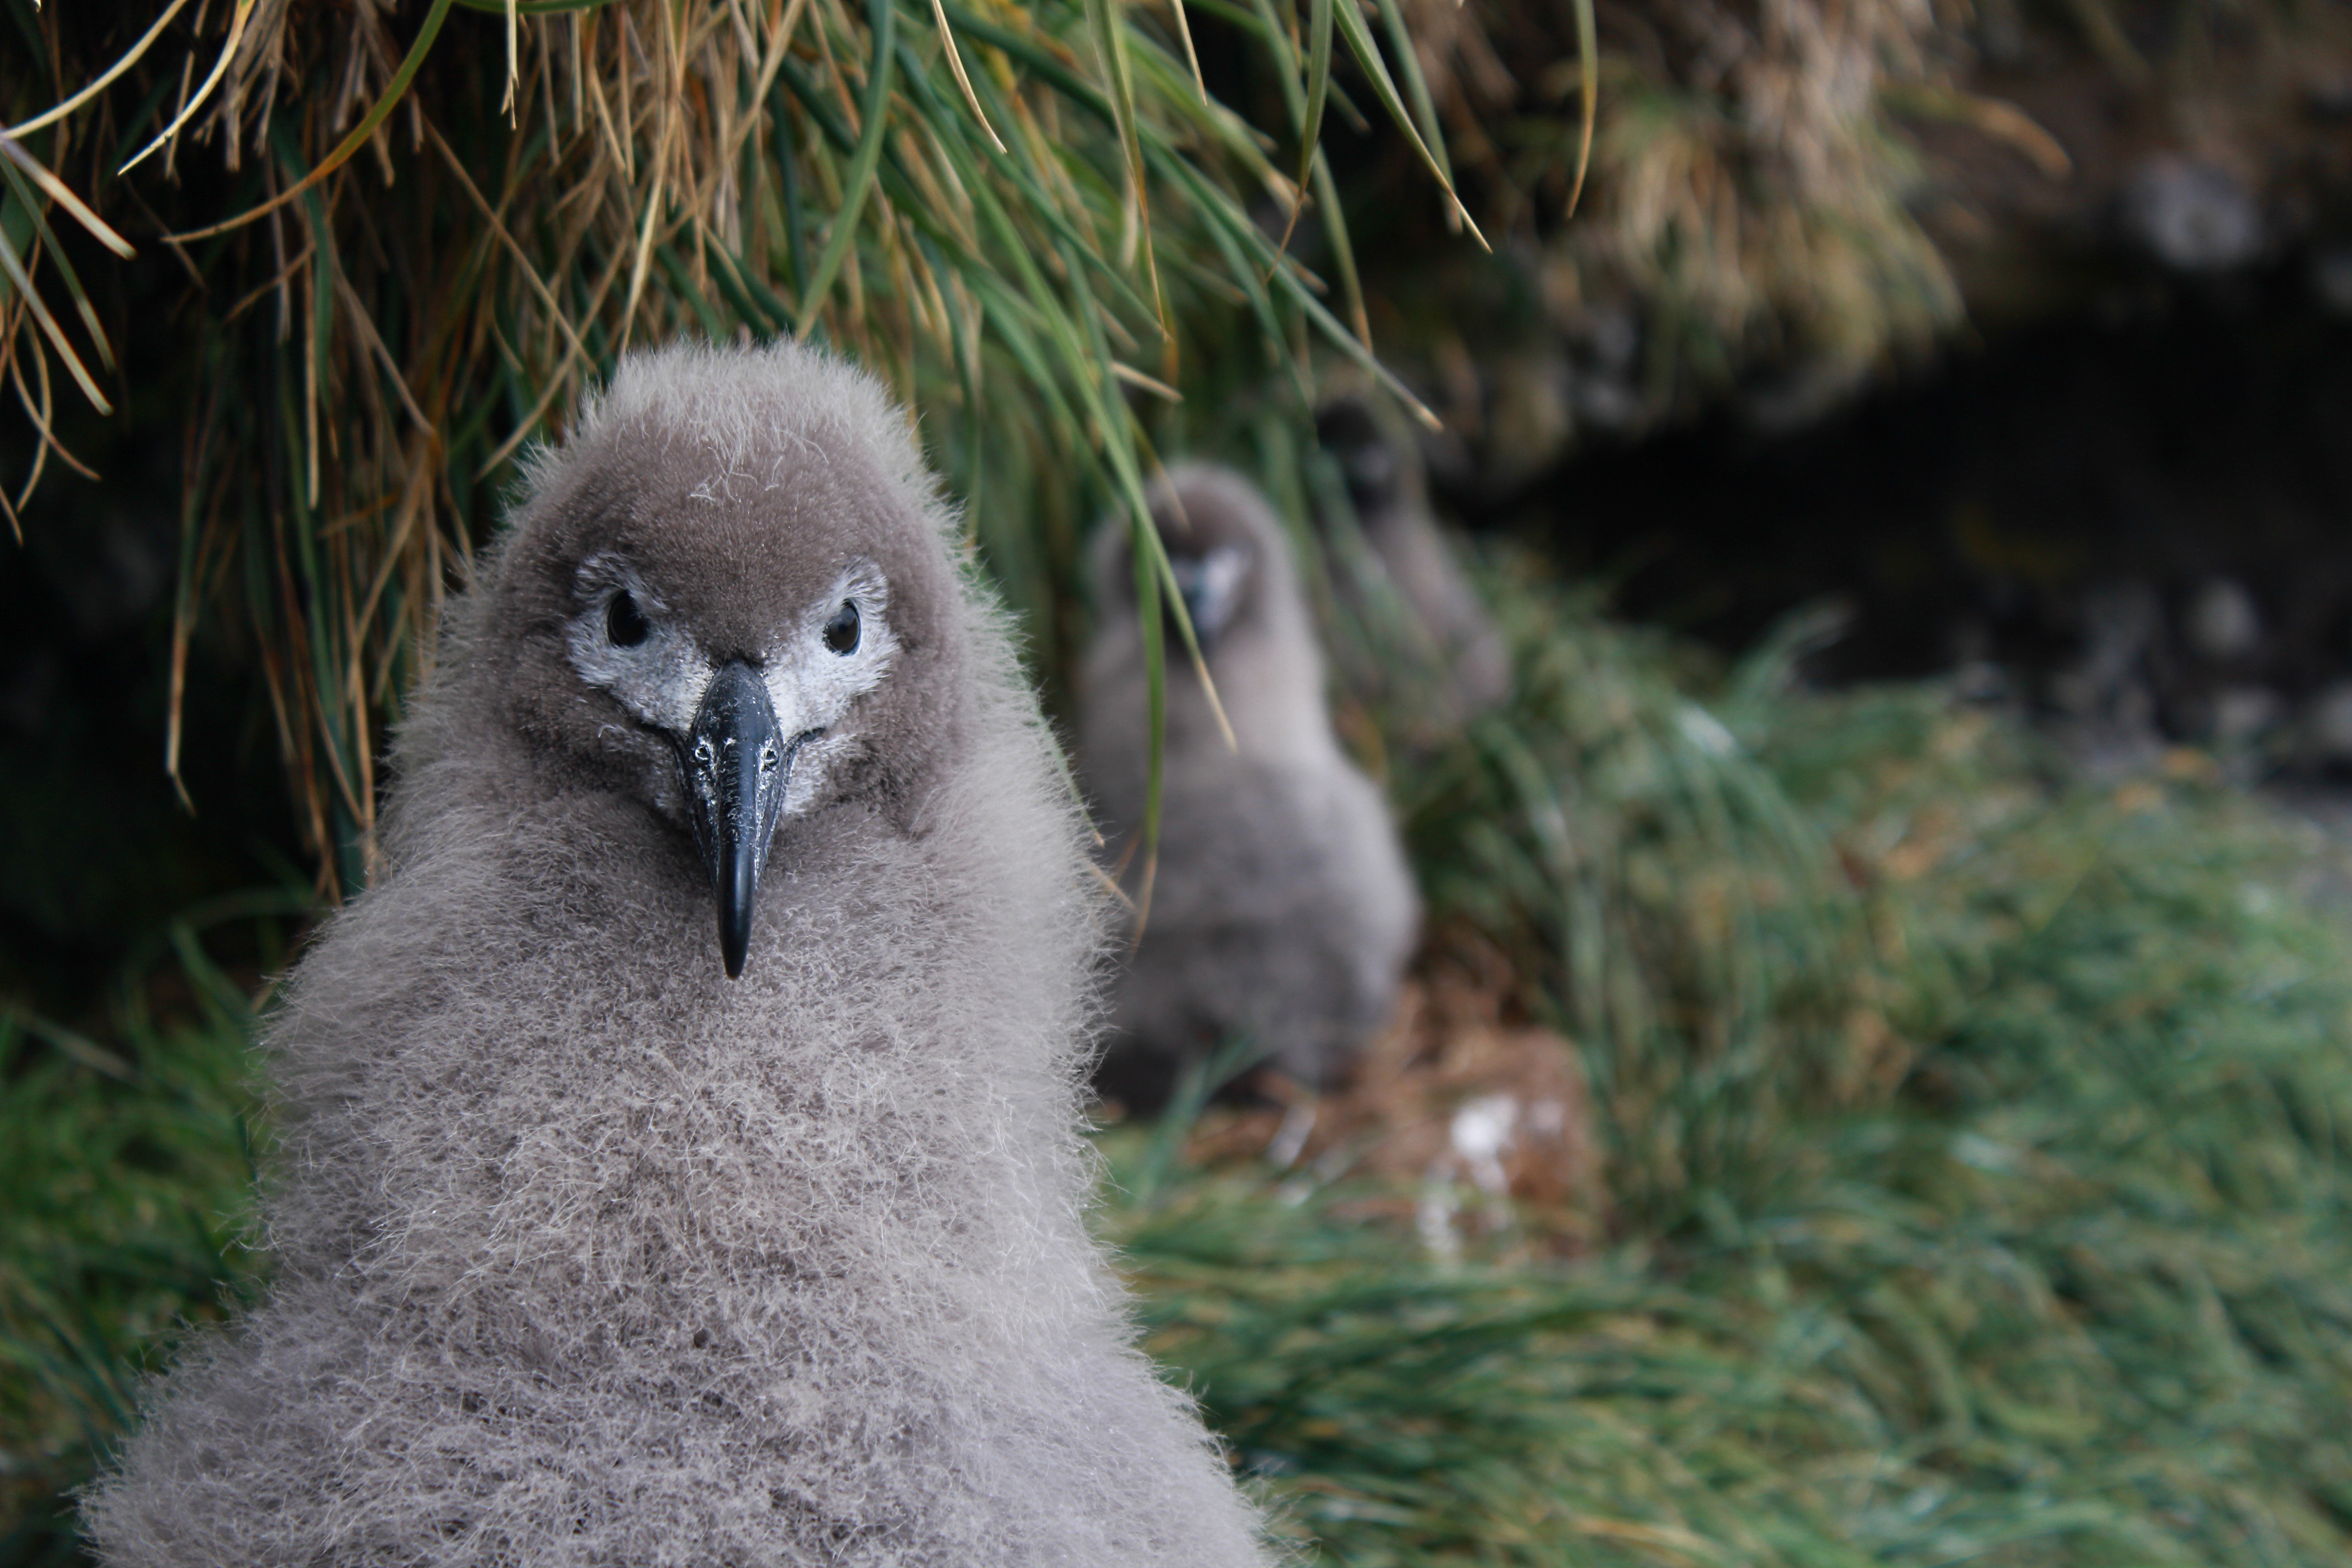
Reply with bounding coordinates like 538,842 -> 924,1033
823,599 -> 861,656
606,590 -> 650,648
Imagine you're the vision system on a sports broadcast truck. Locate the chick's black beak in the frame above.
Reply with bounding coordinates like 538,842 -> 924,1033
679,660 -> 792,979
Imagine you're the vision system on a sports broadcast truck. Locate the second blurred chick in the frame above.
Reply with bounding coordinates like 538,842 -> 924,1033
1314,393 -> 1510,739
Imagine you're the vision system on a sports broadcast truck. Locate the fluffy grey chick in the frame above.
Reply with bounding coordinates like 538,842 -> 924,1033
1078,463 -> 1420,1112
1313,394 -> 1509,737
83,342 -> 1271,1568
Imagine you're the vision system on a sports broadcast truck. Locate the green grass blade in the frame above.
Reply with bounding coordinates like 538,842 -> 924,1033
770,98 -> 814,295
1154,150 -> 1436,422
655,241 -> 732,341
923,0 -> 1006,152
0,154 -> 113,373
1130,469 -> 1168,916
1309,147 -> 1368,347
1371,0 -> 1449,184
1327,0 -> 1486,247
702,236 -> 789,338
1078,0 -> 1161,316
794,0 -> 899,338
935,49 -> 1160,323
1287,0 -> 1334,253
1244,0 -> 1307,119
1054,232 -> 1231,745
0,136 -> 133,259
1567,0 -> 1597,211
0,220 -> 109,413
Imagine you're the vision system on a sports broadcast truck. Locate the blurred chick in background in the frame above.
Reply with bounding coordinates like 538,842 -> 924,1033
1078,464 -> 1420,1113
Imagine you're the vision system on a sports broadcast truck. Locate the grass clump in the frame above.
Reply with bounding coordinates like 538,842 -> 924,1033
0,913 -> 278,1565
1396,574 -> 1875,1229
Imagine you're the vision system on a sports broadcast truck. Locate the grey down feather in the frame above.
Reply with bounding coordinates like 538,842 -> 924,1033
82,342 -> 1272,1568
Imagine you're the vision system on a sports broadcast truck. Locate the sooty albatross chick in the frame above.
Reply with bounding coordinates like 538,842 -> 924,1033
1078,462 -> 1419,1112
84,342 -> 1272,1568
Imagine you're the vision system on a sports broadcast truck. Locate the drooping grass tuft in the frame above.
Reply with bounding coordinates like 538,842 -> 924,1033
0,0 -> 1476,895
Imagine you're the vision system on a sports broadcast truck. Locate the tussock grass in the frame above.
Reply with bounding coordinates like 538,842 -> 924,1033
0,0 -> 1502,894
11,567 -> 2352,1564
1391,569 -> 1874,1229
5,0 -> 2331,911
0,908 -> 280,1565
